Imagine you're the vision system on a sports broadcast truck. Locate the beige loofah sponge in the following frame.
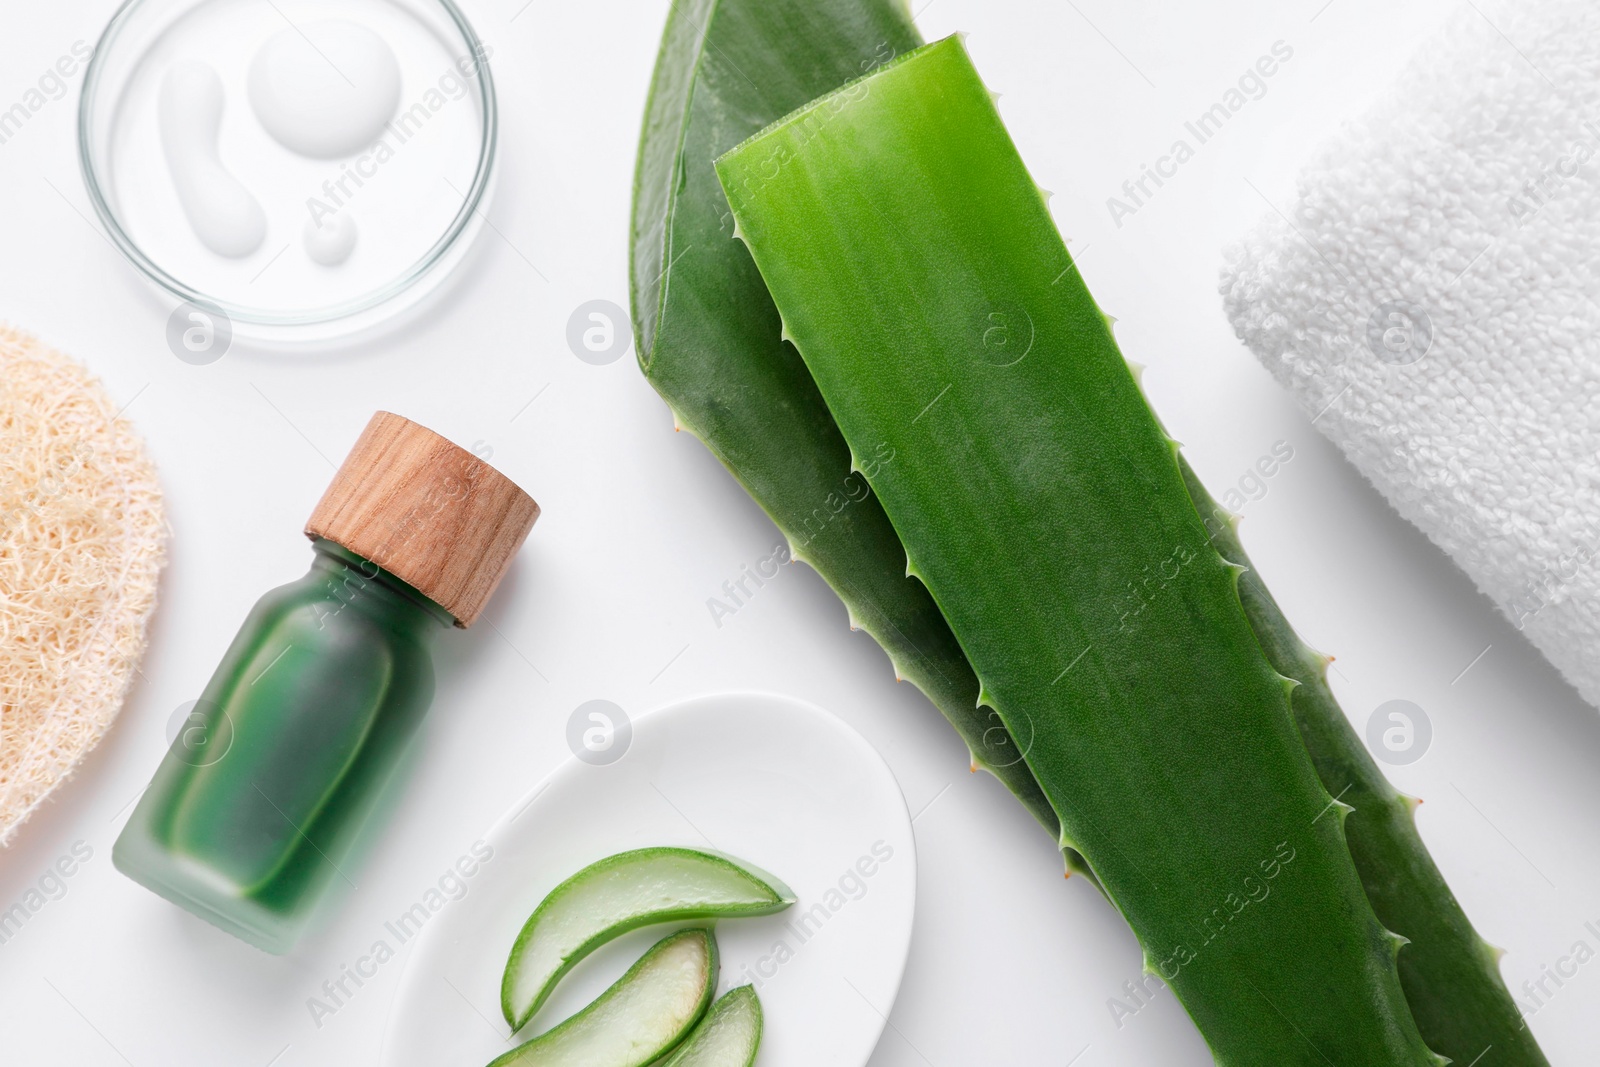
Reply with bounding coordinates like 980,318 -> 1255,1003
0,326 -> 166,845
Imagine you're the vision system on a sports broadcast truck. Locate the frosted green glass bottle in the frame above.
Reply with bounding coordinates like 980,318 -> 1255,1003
114,413 -> 538,953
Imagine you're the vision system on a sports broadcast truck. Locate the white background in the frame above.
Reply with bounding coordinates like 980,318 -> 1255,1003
2,0 -> 1598,1064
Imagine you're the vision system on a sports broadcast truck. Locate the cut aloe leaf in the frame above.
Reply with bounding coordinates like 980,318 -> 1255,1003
488,928 -> 717,1067
501,848 -> 791,1032
660,985 -> 762,1067
629,0 -> 1537,1058
629,0 -> 1068,848
718,36 -> 1440,1064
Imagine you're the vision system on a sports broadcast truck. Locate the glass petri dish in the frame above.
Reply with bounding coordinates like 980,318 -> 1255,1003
79,0 -> 496,341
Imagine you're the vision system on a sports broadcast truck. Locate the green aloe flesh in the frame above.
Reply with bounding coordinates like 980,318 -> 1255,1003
1184,465 -> 1546,1066
502,849 -> 791,1032
629,0 -> 1066,845
660,986 -> 762,1067
488,928 -> 717,1067
718,37 -> 1440,1065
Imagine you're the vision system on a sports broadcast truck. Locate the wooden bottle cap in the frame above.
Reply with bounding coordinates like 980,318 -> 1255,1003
306,412 -> 539,627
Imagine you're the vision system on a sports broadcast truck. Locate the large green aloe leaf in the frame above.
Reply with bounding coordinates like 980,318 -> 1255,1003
632,2 -> 1541,1061
629,0 -> 1063,837
1183,467 -> 1545,1066
717,36 -> 1440,1065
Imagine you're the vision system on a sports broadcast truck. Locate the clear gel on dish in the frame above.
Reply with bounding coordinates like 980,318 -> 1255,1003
304,211 -> 358,266
248,20 -> 402,159
159,61 -> 266,258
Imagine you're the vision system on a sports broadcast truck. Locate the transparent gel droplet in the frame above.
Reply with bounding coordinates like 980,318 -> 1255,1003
159,61 -> 266,258
304,211 -> 358,266
248,20 -> 401,159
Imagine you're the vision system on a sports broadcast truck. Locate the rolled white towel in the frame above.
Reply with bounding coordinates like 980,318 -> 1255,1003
1221,0 -> 1600,708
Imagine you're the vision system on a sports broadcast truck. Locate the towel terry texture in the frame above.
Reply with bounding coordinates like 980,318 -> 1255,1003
1221,0 -> 1600,708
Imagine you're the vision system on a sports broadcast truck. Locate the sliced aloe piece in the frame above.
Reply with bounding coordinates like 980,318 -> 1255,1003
717,36 -> 1438,1064
502,848 -> 792,1031
488,928 -> 717,1067
660,986 -> 762,1067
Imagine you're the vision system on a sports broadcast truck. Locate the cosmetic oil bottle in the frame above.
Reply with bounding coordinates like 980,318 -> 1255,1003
114,412 -> 538,952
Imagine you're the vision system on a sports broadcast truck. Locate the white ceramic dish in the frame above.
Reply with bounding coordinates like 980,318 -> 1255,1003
379,692 -> 916,1067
